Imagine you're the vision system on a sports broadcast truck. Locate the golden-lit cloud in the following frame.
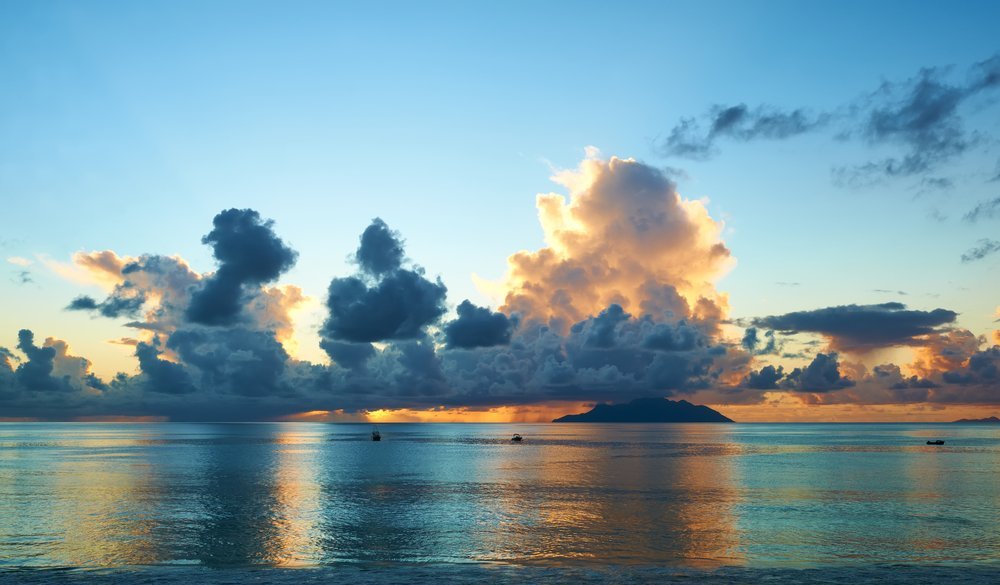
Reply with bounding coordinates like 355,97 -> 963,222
6,256 -> 32,267
496,151 -> 734,330
908,329 -> 980,378
39,251 -> 132,291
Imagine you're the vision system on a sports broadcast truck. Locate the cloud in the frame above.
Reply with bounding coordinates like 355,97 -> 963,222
6,257 -> 32,267
941,346 -> 1000,386
872,364 -> 938,390
186,209 -> 298,326
322,219 -> 448,344
4,170 -> 1000,419
783,352 -> 855,392
961,239 -> 1000,262
443,300 -> 516,349
660,104 -> 827,159
355,218 -> 405,275
754,302 -> 957,352
14,330 -> 72,393
659,53 -> 1000,184
134,341 -> 196,394
839,68 -> 972,181
166,327 -> 289,397
497,154 -> 733,331
964,197 -> 1000,222
742,364 -> 784,390
319,339 -> 375,370
66,283 -> 146,318
741,327 -> 778,354
1,330 -> 106,398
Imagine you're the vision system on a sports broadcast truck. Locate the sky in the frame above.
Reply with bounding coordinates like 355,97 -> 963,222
2,0 -> 999,422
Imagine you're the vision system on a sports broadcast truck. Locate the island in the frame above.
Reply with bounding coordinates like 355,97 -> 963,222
952,416 -> 1000,423
552,397 -> 734,423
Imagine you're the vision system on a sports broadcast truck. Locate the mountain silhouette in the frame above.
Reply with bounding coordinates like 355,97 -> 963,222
552,397 -> 733,423
952,416 -> 1000,423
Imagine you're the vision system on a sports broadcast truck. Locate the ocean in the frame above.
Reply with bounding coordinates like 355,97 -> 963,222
1,422 -> 998,582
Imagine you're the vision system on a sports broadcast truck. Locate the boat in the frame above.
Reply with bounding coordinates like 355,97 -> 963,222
511,434 -> 523,442
926,440 -> 945,445
372,426 -> 381,441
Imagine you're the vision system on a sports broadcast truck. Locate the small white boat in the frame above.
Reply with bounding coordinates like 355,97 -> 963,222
511,434 -> 523,442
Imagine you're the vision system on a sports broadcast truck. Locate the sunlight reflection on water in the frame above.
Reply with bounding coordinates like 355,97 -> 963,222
0,422 -> 998,569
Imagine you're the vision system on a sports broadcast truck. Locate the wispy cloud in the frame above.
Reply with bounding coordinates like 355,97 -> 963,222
961,239 -> 1000,263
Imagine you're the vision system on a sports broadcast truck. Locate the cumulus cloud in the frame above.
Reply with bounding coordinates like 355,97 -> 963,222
754,302 -> 957,352
134,341 -> 196,395
741,364 -> 784,390
5,173 -> 1000,419
186,209 -> 298,326
443,300 -> 516,349
740,353 -> 855,393
497,153 -> 733,331
322,219 -> 448,344
354,218 -> 405,275
0,330 -> 106,398
14,330 -> 72,393
783,353 -> 855,392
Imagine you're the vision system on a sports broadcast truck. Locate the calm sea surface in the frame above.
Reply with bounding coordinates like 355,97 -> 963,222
0,422 -> 998,573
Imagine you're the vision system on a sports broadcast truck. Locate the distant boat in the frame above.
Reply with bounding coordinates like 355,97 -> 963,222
511,434 -> 523,442
926,440 -> 945,445
372,426 -> 381,441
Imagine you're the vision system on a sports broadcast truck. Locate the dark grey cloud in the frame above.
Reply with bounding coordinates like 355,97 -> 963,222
14,329 -> 71,393
660,53 -> 1000,184
783,353 -> 855,392
961,239 -> 1000,263
392,338 -> 448,397
166,327 -> 289,397
964,197 -> 1000,222
641,321 -> 703,352
13,270 -> 32,285
842,68 -> 971,181
660,103 -> 827,159
942,346 -> 1000,385
322,219 -> 447,344
67,296 -> 99,311
320,339 -> 375,371
742,364 -> 784,390
580,304 -> 631,349
355,218 -> 404,276
187,209 -> 297,326
754,302 -> 957,351
741,327 -> 777,355
66,283 -> 146,318
443,300 -> 516,349
323,271 -> 447,343
134,341 -> 196,394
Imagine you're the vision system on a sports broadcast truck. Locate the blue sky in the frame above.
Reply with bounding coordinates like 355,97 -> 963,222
1,1 -> 999,420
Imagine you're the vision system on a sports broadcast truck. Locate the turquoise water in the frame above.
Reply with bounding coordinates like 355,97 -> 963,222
0,422 -> 998,570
